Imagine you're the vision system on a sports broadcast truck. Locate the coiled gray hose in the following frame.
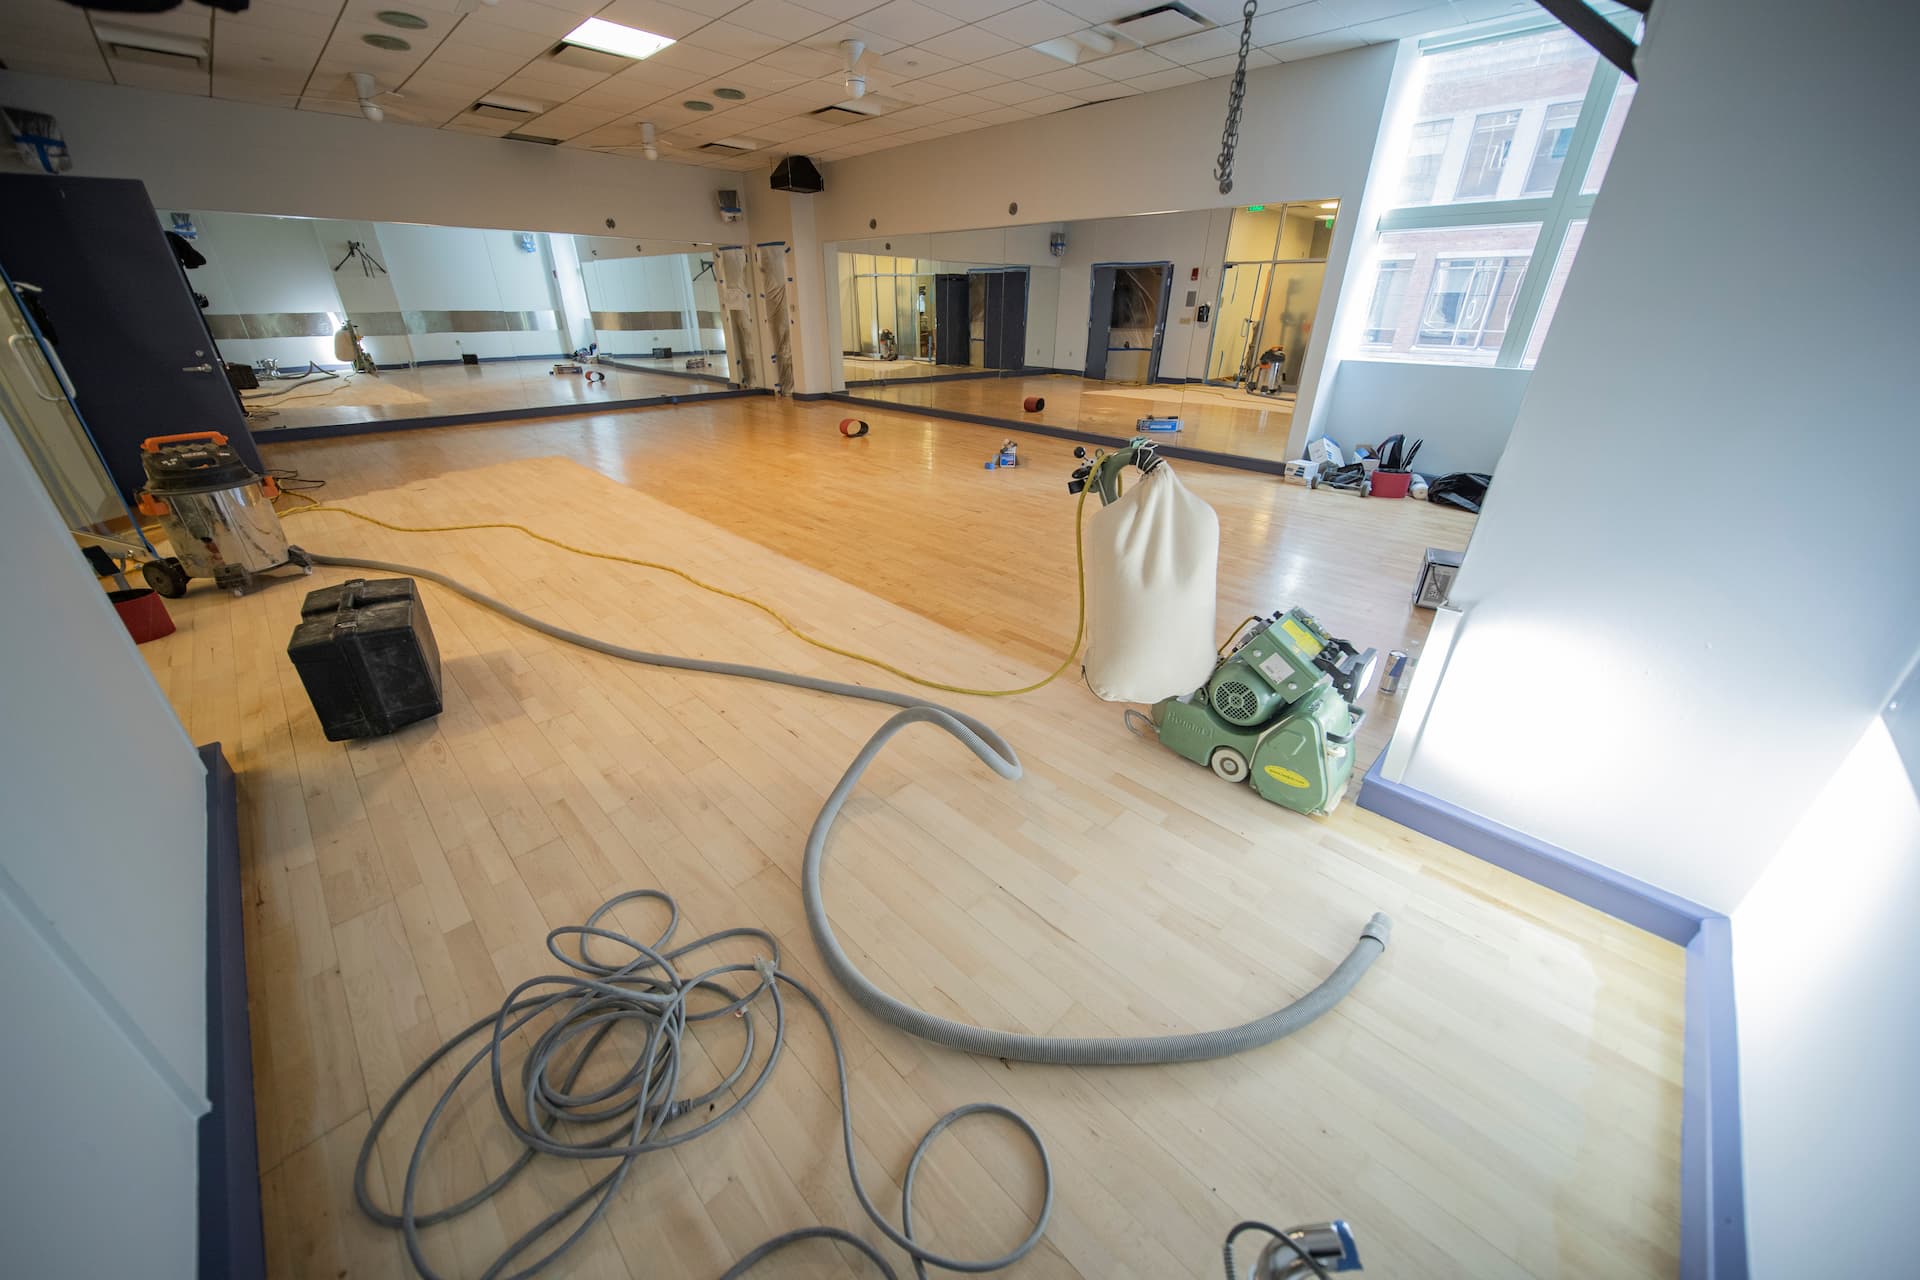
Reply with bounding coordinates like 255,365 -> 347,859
314,551 -> 1390,1270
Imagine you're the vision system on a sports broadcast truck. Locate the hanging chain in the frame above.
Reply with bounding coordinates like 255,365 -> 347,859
1213,0 -> 1258,195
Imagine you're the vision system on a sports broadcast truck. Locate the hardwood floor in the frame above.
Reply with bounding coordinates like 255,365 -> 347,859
841,374 -> 1300,462
147,397 -> 1681,1278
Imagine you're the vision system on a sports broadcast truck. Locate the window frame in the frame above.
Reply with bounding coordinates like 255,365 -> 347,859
1361,256 -> 1415,346
1367,18 -> 1633,370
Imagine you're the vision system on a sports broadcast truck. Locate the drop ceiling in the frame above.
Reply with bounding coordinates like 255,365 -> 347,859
0,0 -> 1544,170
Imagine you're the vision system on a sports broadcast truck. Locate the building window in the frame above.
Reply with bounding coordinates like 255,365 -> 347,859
1456,110 -> 1520,199
1417,256 -> 1525,350
1523,101 -> 1582,194
1346,17 -> 1639,370
1362,259 -> 1412,344
1400,120 -> 1451,205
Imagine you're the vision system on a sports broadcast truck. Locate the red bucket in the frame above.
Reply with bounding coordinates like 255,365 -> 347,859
109,587 -> 176,644
1370,470 -> 1411,499
1023,396 -> 1045,412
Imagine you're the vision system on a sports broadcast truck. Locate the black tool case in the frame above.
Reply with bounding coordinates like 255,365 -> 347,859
287,578 -> 443,741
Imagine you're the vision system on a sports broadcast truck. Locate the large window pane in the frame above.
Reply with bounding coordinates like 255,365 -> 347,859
1521,218 -> 1587,367
1582,75 -> 1637,193
1360,223 -> 1542,367
1395,27 -> 1598,208
1400,120 -> 1451,204
1455,109 -> 1520,199
1522,101 -> 1582,194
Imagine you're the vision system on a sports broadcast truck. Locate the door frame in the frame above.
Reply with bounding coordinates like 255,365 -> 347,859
1084,260 -> 1174,383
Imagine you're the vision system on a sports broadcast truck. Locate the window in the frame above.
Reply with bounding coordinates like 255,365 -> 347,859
1363,260 -> 1412,344
1456,110 -> 1519,199
1348,18 -> 1639,369
1523,102 -> 1581,194
1400,120 -> 1451,205
1418,256 -> 1526,350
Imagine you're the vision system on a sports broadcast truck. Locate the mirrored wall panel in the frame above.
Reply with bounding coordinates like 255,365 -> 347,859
161,209 -> 746,431
831,202 -> 1338,464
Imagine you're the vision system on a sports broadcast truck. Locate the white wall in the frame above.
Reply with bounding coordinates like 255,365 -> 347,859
0,422 -> 207,1274
1384,0 -> 1920,915
806,44 -> 1396,418
1732,709 -> 1919,1280
176,211 -> 343,368
378,223 -> 567,362
0,71 -> 741,243
1317,359 -> 1526,475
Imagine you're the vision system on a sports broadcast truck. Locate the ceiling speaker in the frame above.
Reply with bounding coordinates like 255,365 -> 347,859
769,155 -> 823,195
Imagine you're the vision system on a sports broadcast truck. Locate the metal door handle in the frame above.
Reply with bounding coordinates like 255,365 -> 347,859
182,362 -> 214,373
8,333 -> 66,402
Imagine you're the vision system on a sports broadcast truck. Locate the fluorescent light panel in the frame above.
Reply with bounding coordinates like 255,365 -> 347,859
562,17 -> 674,61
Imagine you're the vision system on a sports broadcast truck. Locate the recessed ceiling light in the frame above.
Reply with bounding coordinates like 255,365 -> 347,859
362,33 -> 411,51
683,99 -> 713,111
712,87 -> 745,100
562,17 -> 674,61
1318,200 -> 1339,209
377,11 -> 428,29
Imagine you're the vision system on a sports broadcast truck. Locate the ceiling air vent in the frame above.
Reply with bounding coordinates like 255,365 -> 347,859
94,23 -> 210,71
469,94 -> 548,121
698,139 -> 754,154
504,132 -> 564,145
1111,3 -> 1212,47
810,95 -> 888,122
546,42 -> 630,75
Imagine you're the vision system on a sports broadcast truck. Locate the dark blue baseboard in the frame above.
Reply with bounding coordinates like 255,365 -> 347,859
1682,917 -> 1748,1280
827,393 -> 1295,478
198,743 -> 264,1280
1356,752 -> 1747,1279
842,366 -> 1044,389
792,391 -> 832,402
258,387 -> 768,443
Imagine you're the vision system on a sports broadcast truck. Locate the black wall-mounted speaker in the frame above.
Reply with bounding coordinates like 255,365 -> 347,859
769,155 -> 823,194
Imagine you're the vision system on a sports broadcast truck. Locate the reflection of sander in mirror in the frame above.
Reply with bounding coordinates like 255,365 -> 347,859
332,321 -> 378,375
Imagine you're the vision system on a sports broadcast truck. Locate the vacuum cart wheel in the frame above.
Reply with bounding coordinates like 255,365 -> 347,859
1208,745 -> 1250,784
288,546 -> 316,575
142,557 -> 190,599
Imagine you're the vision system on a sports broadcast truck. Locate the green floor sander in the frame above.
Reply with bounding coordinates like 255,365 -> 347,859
1152,607 -> 1377,816
1069,441 -> 1378,818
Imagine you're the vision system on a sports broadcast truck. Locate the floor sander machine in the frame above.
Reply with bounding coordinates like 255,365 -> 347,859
1070,440 -> 1377,816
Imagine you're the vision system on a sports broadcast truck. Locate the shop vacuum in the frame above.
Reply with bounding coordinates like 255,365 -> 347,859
134,431 -> 313,597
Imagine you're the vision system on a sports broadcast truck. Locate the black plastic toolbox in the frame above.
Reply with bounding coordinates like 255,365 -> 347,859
287,577 -> 443,741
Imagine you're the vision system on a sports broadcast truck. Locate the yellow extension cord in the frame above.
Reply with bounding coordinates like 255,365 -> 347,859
281,484 -> 1092,699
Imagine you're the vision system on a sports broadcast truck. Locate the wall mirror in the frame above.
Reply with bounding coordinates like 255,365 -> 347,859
827,201 -> 1341,466
160,210 -> 754,433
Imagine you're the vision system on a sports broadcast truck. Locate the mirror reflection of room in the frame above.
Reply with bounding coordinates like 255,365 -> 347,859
834,202 -> 1336,463
167,211 -> 739,431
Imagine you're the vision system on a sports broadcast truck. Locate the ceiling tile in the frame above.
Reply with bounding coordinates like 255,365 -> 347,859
872,44 -> 958,77
595,0 -> 723,40
1084,47 -> 1177,78
974,78 -> 1050,104
920,64 -> 1007,92
1028,64 -> 1108,92
440,22 -> 559,55
1017,90 -> 1080,113
1144,25 -> 1242,63
1266,29 -> 1369,59
725,0 -> 839,39
790,0 -> 886,18
1347,7 -> 1456,40
840,2 -> 960,43
681,19 -> 786,58
973,46 -> 1062,77
474,0 -> 587,38
923,90 -> 997,114
1050,0 -> 1140,20
976,1 -> 1082,45
807,21 -> 907,55
758,42 -> 844,74
915,24 -> 1019,62
1251,1 -> 1343,46
1125,64 -> 1204,89
973,103 -> 1034,124
724,59 -> 810,87
648,39 -> 750,71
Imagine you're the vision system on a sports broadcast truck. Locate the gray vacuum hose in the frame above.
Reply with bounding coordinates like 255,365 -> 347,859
312,551 -> 1390,1065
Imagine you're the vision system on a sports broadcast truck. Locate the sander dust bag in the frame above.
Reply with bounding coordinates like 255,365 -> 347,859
1083,462 -> 1220,703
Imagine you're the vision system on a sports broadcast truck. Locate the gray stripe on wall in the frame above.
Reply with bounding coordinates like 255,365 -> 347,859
203,310 -> 560,340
